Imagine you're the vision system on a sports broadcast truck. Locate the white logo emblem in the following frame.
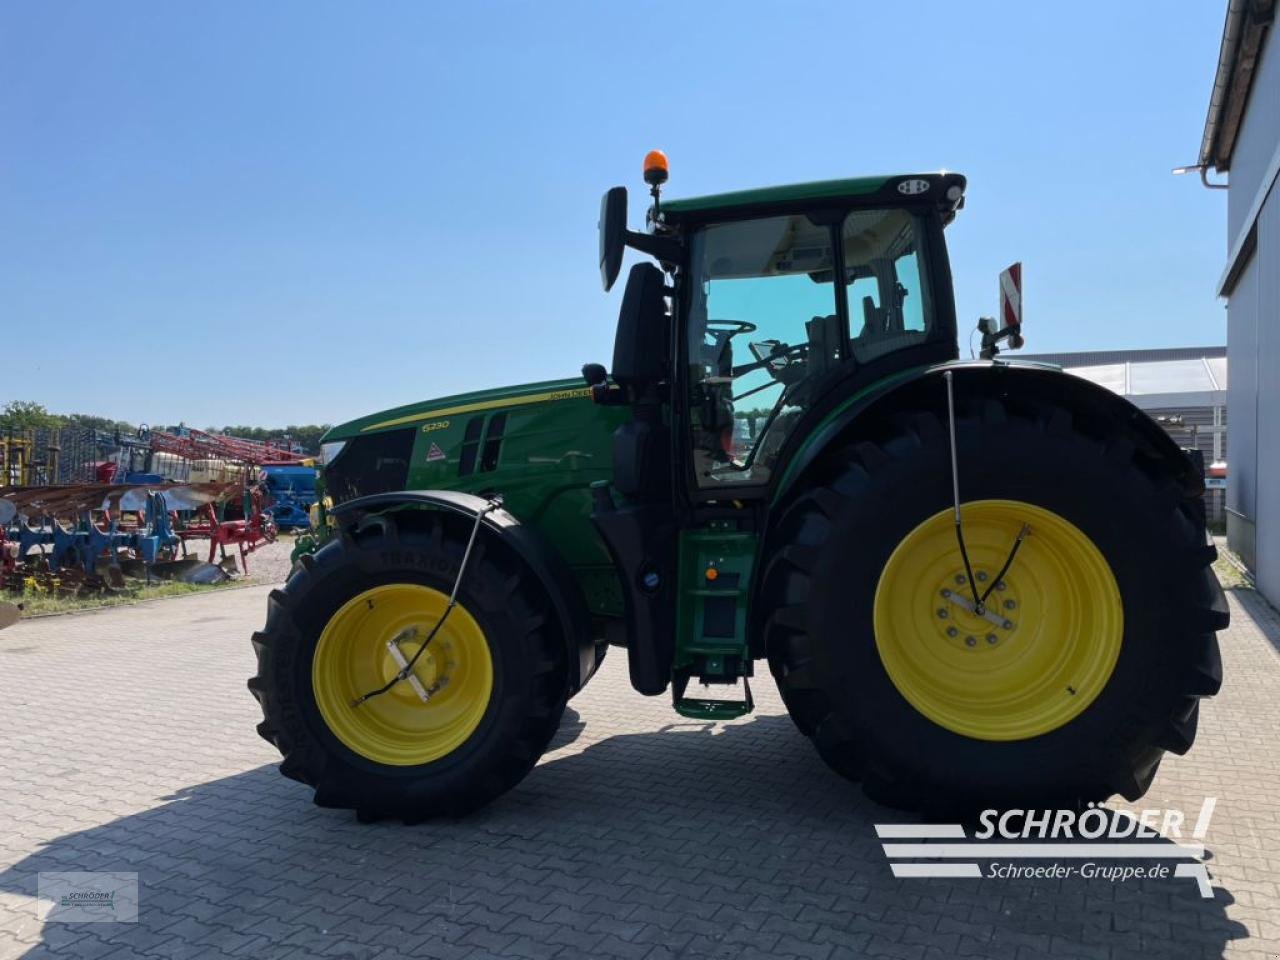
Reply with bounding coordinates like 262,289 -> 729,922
897,179 -> 931,195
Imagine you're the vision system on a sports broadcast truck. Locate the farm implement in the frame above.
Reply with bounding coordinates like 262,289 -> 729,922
0,423 -> 309,598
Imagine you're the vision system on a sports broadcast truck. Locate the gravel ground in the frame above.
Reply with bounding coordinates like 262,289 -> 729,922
239,534 -> 299,584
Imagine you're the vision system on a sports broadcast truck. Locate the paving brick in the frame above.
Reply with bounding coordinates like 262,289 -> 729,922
0,582 -> 1274,960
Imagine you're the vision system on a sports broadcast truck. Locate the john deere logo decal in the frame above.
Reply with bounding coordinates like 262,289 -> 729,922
897,179 -> 931,195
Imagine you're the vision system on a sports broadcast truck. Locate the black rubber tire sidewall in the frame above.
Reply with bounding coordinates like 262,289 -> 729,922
804,416 -> 1189,807
259,518 -> 566,817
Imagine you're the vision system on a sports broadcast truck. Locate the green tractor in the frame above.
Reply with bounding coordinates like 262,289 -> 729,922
249,154 -> 1226,820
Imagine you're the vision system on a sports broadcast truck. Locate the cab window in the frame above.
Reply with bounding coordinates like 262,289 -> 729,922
685,214 -> 837,487
684,208 -> 933,488
845,208 -> 932,363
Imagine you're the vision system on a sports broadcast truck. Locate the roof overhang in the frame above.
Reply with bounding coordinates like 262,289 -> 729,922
658,172 -> 967,227
1200,0 -> 1276,171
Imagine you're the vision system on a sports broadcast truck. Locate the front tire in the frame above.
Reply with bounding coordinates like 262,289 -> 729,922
762,396 -> 1226,814
249,512 -> 568,820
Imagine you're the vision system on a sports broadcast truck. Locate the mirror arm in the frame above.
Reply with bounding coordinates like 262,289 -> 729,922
590,383 -> 631,406
624,229 -> 682,264
978,321 -> 1024,360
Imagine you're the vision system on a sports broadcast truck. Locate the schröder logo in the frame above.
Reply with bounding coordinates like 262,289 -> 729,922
875,798 -> 1217,898
38,872 -> 139,922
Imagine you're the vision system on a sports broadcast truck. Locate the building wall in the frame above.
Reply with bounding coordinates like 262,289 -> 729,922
1227,252 -> 1259,570
1144,404 -> 1226,526
1225,24 -> 1279,598
1252,182 -> 1280,601
1018,346 -> 1225,367
1228,24 -> 1280,240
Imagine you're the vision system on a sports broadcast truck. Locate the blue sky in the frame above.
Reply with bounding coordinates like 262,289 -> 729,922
1,1 -> 1228,428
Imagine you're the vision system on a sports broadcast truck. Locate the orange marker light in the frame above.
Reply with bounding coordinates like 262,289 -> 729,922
643,150 -> 669,187
705,567 -> 718,582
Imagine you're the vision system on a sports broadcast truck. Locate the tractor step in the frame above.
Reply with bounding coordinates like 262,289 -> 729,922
673,673 -> 754,720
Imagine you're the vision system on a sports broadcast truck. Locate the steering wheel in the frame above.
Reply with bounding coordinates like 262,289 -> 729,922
701,319 -> 759,377
707,319 -> 757,335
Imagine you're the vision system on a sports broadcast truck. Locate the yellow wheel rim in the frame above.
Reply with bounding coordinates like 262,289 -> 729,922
873,499 -> 1122,741
312,584 -> 493,765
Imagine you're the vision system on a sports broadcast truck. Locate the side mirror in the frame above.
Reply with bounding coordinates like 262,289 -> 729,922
599,186 -> 627,291
612,263 -> 669,386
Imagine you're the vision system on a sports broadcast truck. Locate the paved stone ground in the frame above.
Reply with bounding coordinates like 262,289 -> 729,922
0,584 -> 1277,960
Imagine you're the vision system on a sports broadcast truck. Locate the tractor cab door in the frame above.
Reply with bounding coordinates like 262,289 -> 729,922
681,207 -> 936,493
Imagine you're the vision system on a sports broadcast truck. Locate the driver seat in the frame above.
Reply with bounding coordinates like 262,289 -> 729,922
805,314 -> 843,380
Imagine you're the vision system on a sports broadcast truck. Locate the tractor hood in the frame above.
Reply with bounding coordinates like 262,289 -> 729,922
322,377 -> 591,442
317,374 -> 624,514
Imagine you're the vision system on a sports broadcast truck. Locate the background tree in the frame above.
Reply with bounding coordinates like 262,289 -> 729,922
0,401 -> 64,434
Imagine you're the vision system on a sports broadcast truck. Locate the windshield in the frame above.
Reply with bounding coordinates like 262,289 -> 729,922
686,207 -> 933,487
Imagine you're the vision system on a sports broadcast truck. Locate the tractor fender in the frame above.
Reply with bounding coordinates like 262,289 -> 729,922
330,490 -> 600,693
772,359 -> 1203,506
756,359 -> 1204,663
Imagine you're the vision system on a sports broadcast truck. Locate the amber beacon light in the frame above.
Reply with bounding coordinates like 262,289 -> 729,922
643,150 -> 669,187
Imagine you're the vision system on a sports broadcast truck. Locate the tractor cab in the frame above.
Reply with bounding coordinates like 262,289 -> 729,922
595,157 -> 966,499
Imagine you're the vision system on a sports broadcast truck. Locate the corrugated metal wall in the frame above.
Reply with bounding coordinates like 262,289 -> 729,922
1227,251 -> 1258,570
1253,185 -> 1280,602
1145,405 -> 1226,525
1223,23 -> 1277,596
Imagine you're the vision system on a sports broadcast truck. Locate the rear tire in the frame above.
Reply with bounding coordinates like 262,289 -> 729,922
249,511 -> 568,820
761,396 -> 1226,815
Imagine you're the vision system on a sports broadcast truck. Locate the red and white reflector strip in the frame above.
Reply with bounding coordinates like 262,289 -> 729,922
999,262 -> 1022,331
998,262 -> 1024,349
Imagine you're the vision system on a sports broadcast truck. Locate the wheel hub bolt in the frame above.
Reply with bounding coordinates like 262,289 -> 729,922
936,608 -> 948,619
995,581 -> 1007,591
1004,599 -> 1016,610
946,626 -> 959,638
1003,620 -> 1015,630
954,574 -> 967,585
976,571 -> 988,582
986,634 -> 998,645
965,635 -> 977,647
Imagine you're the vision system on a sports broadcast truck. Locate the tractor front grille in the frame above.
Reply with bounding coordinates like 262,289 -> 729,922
324,428 -> 414,505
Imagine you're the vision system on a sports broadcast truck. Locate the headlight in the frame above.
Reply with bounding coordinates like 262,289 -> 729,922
320,440 -> 347,465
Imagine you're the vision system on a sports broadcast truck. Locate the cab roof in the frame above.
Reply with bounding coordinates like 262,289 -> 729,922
659,172 -> 967,225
